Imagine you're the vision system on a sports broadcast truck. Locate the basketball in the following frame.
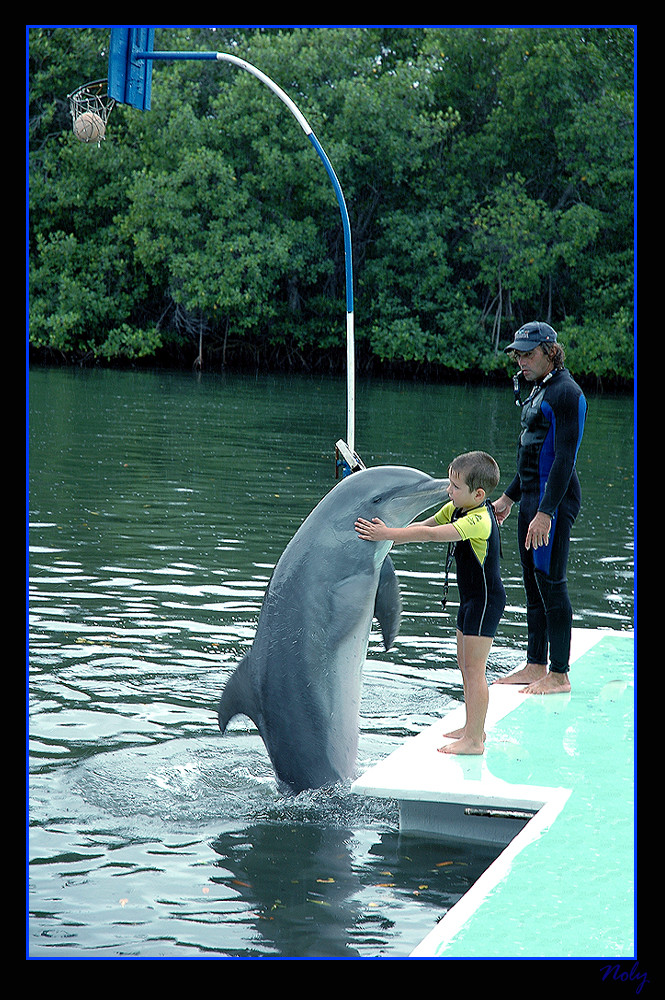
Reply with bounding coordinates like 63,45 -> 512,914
73,111 -> 105,143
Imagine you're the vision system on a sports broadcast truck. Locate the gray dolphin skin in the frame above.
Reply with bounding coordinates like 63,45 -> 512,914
217,465 -> 450,793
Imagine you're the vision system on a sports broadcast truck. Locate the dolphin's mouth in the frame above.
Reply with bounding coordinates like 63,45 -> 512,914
410,477 -> 450,508
387,477 -> 450,528
417,477 -> 450,496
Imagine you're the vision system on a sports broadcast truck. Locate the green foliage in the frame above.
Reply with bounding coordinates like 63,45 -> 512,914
28,26 -> 634,381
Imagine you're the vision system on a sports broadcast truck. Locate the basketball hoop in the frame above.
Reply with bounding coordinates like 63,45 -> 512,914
67,79 -> 115,145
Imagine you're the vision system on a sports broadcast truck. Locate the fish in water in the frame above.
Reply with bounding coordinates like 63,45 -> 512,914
217,465 -> 450,793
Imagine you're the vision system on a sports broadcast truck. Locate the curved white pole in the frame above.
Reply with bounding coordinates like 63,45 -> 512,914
138,48 -> 356,453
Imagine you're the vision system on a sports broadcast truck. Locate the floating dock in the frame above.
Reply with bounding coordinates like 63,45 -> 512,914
351,628 -> 635,958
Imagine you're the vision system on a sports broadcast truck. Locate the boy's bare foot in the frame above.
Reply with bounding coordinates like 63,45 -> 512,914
438,736 -> 484,755
494,663 -> 547,686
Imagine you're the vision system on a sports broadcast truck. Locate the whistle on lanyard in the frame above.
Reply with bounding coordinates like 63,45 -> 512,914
512,373 -> 523,407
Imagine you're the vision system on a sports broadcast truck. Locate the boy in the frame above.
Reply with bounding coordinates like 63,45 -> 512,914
354,451 -> 505,755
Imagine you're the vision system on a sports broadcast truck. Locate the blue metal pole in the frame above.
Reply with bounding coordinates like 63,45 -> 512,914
136,48 -> 356,453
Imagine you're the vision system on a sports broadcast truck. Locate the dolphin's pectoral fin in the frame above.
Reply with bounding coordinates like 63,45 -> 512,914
217,654 -> 260,734
374,556 -> 402,650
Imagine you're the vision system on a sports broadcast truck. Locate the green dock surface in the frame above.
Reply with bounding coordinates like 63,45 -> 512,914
412,631 -> 634,958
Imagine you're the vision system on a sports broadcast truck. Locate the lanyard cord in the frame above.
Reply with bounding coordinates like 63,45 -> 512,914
441,506 -> 463,611
513,369 -> 554,407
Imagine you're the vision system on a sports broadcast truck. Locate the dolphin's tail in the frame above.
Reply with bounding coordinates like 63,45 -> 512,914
218,654 -> 260,734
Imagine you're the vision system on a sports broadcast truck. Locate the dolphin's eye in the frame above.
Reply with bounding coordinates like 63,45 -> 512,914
372,495 -> 383,504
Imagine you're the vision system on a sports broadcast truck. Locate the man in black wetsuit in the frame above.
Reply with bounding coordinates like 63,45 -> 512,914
493,322 -> 587,694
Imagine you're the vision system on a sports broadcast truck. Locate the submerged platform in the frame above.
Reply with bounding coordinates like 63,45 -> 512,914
351,628 -> 635,958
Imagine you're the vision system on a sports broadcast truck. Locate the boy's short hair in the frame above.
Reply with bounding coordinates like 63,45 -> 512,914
449,451 -> 500,495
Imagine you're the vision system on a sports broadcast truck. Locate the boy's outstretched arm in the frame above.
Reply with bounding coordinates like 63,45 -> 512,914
354,516 -> 459,545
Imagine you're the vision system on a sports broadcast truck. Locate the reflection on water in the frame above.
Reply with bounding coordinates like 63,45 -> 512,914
28,367 -> 633,957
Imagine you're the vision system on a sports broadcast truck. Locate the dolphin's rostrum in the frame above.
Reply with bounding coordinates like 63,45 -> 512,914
218,465 -> 450,792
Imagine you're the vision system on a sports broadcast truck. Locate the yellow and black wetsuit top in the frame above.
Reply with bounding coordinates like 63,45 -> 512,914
433,500 -> 504,606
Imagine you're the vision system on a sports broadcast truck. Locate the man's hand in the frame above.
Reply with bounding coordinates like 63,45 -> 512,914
525,511 -> 552,550
492,494 -> 514,525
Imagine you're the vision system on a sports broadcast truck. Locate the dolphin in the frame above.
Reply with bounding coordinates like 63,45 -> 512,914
217,465 -> 450,793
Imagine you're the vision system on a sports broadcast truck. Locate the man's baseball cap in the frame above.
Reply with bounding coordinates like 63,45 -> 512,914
504,321 -> 557,352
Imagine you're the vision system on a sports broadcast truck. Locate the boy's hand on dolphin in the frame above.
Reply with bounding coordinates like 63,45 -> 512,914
354,517 -> 387,541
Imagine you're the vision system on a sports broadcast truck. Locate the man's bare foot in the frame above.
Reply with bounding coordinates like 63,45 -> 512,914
438,736 -> 484,755
494,663 -> 547,686
443,726 -> 486,741
521,671 -> 571,695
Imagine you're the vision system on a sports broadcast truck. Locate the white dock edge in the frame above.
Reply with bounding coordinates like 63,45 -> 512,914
351,628 -> 606,845
352,628 -> 632,957
352,684 -> 570,845
409,783 -> 573,957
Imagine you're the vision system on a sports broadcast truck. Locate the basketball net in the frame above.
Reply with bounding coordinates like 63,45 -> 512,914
67,79 -> 115,145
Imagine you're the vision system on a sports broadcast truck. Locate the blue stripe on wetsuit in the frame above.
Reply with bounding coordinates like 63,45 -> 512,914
534,394 -> 586,575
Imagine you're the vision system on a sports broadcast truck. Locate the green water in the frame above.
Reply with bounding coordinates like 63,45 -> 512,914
27,367 -> 633,958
